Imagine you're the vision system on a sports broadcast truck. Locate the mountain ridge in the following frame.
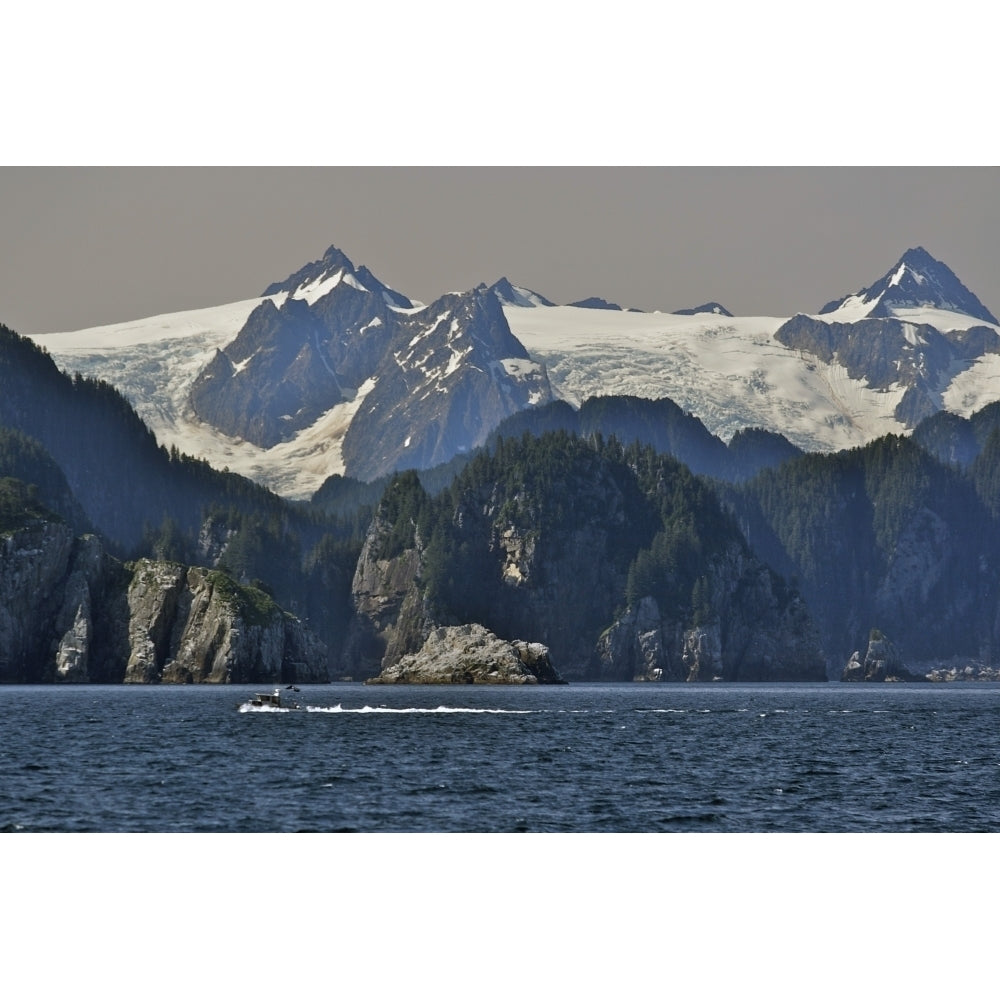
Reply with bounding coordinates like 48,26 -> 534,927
26,244 -> 1000,496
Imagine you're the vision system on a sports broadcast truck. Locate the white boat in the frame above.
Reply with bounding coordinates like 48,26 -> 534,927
241,687 -> 301,711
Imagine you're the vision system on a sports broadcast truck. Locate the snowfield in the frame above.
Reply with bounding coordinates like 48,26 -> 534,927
506,306 -> 913,452
25,295 -> 1000,500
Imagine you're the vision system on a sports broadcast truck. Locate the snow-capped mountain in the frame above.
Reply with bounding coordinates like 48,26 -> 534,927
25,245 -> 1000,498
489,278 -> 555,308
261,244 -> 414,310
189,246 -> 415,449
504,247 -> 1000,450
183,247 -> 554,485
819,246 -> 998,324
340,284 -> 552,480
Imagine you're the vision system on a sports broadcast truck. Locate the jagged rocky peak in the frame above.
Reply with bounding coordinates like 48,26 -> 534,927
489,277 -> 556,308
262,244 -> 413,309
188,295 -> 348,449
672,302 -> 733,317
189,244 -> 420,449
819,246 -> 998,324
436,283 -> 535,359
338,284 -> 554,480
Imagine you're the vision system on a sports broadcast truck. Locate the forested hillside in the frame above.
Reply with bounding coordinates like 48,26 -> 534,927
6,310 -> 1000,682
345,432 -> 824,681
728,435 -> 999,670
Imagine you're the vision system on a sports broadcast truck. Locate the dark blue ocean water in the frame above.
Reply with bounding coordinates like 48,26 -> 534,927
3,682 -> 1000,832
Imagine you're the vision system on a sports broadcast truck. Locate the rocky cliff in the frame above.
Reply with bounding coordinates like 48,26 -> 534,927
123,560 -> 327,684
774,312 -> 1000,429
595,546 -> 825,682
0,518 -> 77,682
339,285 -> 554,481
0,514 -> 327,684
842,629 -> 914,682
341,496 -> 432,680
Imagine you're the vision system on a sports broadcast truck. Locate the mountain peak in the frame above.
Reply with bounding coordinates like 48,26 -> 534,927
899,245 -> 935,268
672,301 -> 733,318
819,247 -> 997,325
488,277 -> 556,308
319,245 -> 357,271
261,245 -> 412,310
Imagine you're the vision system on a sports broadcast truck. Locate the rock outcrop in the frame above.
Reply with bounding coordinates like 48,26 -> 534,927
596,547 -> 826,682
123,560 -> 327,684
596,597 -> 682,682
0,519 -> 76,682
52,534 -> 107,682
0,517 -> 328,684
842,629 -> 911,681
342,500 -> 431,680
367,623 -> 564,685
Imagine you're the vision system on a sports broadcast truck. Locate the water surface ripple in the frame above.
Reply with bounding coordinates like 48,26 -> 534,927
3,683 -> 999,832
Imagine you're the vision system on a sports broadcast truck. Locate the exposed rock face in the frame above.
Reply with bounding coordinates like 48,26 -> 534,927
123,560 -> 328,684
0,520 -> 328,684
672,302 -> 733,317
340,285 -> 553,481
596,547 -> 826,682
367,623 -> 564,685
489,278 -> 556,308
774,312 -> 1000,429
819,246 -> 998,324
0,519 -> 76,682
189,246 -> 411,450
596,597 -> 682,682
188,248 -> 554,482
683,624 -> 723,682
567,296 -> 623,311
842,629 -> 909,681
52,535 -> 107,682
343,508 -> 430,680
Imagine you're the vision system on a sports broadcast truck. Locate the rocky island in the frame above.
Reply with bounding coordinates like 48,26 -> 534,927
842,628 -> 925,682
366,623 -> 565,684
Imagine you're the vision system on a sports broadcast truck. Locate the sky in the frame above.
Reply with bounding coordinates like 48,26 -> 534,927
3,3 -> 997,338
2,166 -> 998,335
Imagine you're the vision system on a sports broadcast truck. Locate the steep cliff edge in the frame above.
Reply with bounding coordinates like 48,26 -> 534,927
0,506 -> 327,683
0,517 -> 76,682
842,629 -> 919,682
341,494 -> 432,680
124,561 -> 328,684
596,547 -> 825,682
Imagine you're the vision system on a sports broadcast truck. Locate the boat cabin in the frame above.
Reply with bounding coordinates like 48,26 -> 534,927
249,689 -> 283,708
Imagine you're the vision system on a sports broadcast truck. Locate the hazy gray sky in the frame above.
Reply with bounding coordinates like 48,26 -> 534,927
2,167 -> 997,335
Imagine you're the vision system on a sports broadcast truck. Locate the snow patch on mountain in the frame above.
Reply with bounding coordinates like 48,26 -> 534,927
489,278 -> 555,308
26,245 -> 1000,499
943,354 -> 1000,416
27,295 -> 365,498
505,305 -> 912,452
293,269 -> 343,304
819,247 -> 998,325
